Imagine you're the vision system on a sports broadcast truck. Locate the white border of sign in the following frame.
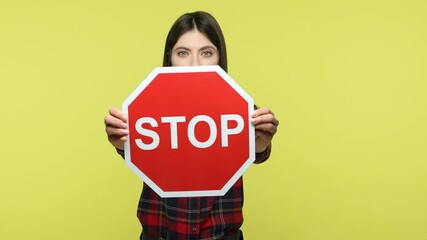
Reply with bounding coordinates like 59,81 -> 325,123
122,65 -> 255,198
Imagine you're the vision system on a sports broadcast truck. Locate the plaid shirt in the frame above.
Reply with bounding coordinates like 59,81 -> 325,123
118,145 -> 271,240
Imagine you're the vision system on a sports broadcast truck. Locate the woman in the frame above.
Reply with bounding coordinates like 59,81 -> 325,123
104,11 -> 279,240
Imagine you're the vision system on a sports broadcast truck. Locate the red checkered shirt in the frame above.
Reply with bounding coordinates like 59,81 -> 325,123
118,145 -> 271,240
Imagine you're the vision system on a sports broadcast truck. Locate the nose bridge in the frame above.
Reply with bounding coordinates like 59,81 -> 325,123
191,53 -> 201,66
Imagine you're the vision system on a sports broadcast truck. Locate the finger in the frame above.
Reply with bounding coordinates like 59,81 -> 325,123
255,129 -> 274,142
105,125 -> 129,138
251,107 -> 274,118
107,135 -> 127,150
108,134 -> 128,143
251,113 -> 279,127
104,114 -> 128,129
109,106 -> 128,122
254,122 -> 278,135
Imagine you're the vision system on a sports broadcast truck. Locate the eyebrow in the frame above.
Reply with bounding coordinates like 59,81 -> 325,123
173,45 -> 217,51
173,47 -> 190,51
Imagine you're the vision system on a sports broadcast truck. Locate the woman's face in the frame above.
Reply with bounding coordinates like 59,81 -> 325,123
171,29 -> 219,67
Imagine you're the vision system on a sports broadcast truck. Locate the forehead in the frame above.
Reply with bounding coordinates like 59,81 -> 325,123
173,30 -> 216,49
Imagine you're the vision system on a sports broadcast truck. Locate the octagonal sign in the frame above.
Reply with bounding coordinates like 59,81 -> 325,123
122,65 -> 255,198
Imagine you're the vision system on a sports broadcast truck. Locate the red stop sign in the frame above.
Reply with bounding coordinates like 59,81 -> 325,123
123,66 -> 255,197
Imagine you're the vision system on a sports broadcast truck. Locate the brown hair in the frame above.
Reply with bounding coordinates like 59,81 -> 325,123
162,11 -> 228,72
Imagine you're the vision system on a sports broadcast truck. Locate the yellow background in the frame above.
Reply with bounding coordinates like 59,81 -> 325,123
1,0 -> 426,239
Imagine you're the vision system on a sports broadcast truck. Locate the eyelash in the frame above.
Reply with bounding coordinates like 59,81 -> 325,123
177,51 -> 189,57
201,51 -> 213,57
176,51 -> 213,57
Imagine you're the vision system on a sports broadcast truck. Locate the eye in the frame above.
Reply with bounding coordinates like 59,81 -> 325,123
201,51 -> 213,58
177,51 -> 189,57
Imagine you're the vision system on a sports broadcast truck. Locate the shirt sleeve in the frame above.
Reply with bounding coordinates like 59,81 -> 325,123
254,143 -> 272,164
116,148 -> 125,159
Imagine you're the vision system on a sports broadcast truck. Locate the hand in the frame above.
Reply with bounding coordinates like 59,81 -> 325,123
251,107 -> 279,153
104,107 -> 129,150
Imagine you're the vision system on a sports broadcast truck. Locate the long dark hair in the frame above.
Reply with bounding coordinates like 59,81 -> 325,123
162,11 -> 228,72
